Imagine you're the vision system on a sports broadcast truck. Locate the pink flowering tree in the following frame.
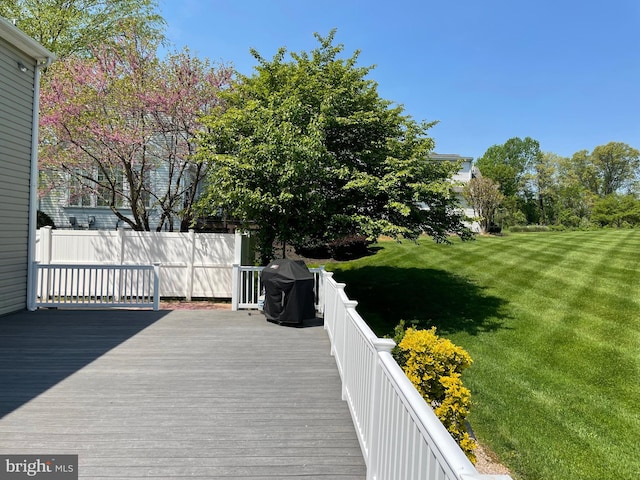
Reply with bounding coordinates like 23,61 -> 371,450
39,29 -> 233,231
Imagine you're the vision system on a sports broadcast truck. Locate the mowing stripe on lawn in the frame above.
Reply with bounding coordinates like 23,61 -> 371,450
328,230 -> 640,480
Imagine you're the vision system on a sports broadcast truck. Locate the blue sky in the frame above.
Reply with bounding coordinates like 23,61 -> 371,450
158,0 -> 640,161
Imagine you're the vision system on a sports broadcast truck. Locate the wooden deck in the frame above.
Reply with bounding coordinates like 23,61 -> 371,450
0,308 -> 366,479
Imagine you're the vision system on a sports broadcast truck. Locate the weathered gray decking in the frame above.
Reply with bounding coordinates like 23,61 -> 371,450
0,308 -> 366,479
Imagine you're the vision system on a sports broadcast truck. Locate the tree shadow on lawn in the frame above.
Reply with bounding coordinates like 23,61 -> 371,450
331,266 -> 511,338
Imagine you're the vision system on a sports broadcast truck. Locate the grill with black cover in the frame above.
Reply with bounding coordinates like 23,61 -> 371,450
260,259 -> 316,326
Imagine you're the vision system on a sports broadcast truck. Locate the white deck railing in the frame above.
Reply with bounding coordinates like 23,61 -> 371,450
231,265 -> 325,312
31,262 -> 160,310
321,270 -> 510,480
233,266 -> 511,480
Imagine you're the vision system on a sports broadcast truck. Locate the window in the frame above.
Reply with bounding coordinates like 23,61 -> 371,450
67,171 -> 92,207
67,168 -> 124,208
96,169 -> 124,207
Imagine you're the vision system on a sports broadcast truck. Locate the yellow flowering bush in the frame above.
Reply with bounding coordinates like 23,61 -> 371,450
394,325 -> 477,462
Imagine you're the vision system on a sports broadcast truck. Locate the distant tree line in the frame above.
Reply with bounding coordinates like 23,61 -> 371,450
465,137 -> 640,232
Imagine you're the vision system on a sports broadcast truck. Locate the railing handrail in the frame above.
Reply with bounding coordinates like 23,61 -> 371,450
320,270 -> 509,480
36,262 -> 157,269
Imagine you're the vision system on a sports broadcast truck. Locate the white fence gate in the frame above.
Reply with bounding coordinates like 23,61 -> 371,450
35,227 -> 251,300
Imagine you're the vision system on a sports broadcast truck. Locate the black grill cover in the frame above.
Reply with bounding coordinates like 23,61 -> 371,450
260,259 -> 316,325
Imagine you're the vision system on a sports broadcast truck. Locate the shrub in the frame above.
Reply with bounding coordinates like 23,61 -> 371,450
328,235 -> 370,260
393,323 -> 477,462
508,224 -> 550,232
37,210 -> 56,229
295,235 -> 371,260
295,240 -> 332,259
487,223 -> 502,234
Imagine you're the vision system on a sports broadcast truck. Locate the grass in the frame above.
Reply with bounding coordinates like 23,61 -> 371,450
326,230 -> 640,480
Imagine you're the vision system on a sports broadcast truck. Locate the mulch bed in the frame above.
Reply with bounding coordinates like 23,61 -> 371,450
159,300 -> 231,310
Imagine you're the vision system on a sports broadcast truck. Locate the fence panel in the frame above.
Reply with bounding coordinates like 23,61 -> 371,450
36,228 -> 241,299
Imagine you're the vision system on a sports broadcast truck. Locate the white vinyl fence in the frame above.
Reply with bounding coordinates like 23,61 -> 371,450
35,227 -> 250,300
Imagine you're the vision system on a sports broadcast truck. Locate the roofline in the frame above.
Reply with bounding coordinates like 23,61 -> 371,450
429,153 -> 474,161
0,16 -> 56,65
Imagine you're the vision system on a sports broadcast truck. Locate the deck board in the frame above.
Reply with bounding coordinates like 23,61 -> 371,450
0,309 -> 366,479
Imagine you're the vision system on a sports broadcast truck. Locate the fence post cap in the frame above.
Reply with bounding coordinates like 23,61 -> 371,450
372,338 -> 396,352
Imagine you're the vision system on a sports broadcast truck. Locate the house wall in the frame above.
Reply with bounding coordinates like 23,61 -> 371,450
428,153 -> 481,232
0,36 -> 37,315
40,162 -> 190,231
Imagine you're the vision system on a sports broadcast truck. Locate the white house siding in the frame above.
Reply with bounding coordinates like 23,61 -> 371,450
0,37 -> 36,315
428,153 -> 481,232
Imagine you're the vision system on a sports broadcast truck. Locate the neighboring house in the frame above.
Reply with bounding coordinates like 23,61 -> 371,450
0,17 -> 55,315
429,153 -> 482,232
39,162 -> 201,231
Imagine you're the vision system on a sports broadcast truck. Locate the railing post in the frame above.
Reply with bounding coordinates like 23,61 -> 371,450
329,282 -> 346,356
231,264 -> 240,311
340,300 -> 358,401
315,266 -> 325,314
41,226 -> 52,264
27,261 -> 39,311
366,338 -> 396,480
153,262 -> 161,311
185,229 -> 196,301
321,271 -> 334,333
234,231 -> 244,265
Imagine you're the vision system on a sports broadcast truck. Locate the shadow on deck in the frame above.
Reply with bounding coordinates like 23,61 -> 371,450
0,309 -> 365,479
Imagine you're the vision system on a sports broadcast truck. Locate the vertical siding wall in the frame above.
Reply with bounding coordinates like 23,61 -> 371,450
36,229 -> 243,298
0,38 -> 36,315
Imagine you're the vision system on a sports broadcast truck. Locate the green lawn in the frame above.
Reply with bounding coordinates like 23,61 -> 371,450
326,230 -> 640,480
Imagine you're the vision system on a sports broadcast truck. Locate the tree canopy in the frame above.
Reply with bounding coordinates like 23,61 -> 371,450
0,0 -> 165,58
196,31 -> 472,263
590,142 -> 640,196
39,28 -> 233,231
476,137 -> 542,198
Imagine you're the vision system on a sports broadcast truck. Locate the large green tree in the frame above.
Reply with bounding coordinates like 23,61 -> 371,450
476,137 -> 542,198
476,136 -> 543,225
591,194 -> 640,227
196,31 -> 472,263
526,152 -> 561,225
590,142 -> 640,196
0,0 -> 165,58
